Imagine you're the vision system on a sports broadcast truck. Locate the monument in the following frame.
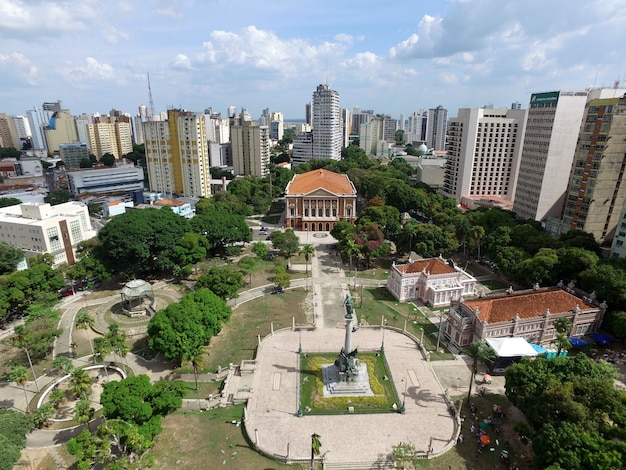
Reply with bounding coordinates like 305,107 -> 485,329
322,295 -> 373,396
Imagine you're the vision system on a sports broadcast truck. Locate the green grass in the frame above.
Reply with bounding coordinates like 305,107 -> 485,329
144,405 -> 306,469
205,289 -> 308,371
299,353 -> 399,415
480,279 -> 509,290
177,381 -> 222,399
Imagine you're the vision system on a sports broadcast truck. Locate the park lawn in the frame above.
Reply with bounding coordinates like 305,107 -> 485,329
204,288 -> 308,371
145,405 -> 305,470
349,287 -> 455,360
178,381 -> 222,399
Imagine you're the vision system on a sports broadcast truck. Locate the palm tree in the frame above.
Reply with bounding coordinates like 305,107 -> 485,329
75,310 -> 95,361
74,397 -> 95,432
93,337 -> 111,379
343,239 -> 361,288
183,344 -> 205,391
34,403 -> 55,428
455,218 -> 471,255
69,368 -> 92,399
463,341 -> 496,402
554,317 -> 572,335
11,325 -> 39,392
552,332 -> 571,356
402,221 -> 420,256
105,322 -> 125,364
469,225 -> 486,260
9,365 -> 30,413
52,356 -> 74,375
310,433 -> 322,470
300,244 -> 315,278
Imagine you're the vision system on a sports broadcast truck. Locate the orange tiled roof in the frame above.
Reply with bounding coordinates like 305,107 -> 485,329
395,258 -> 456,275
464,289 -> 595,324
156,198 -> 184,207
285,168 -> 355,195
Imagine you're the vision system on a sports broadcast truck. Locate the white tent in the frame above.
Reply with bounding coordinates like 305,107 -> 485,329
485,337 -> 538,358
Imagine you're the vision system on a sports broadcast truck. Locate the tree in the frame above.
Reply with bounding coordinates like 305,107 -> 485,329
148,290 -> 231,363
238,256 -> 261,286
33,402 -> 55,428
9,365 -> 30,413
69,368 -> 92,399
75,310 -> 95,361
44,190 -> 71,206
67,428 -> 109,469
469,225 -> 485,259
100,152 -> 116,167
11,325 -> 38,392
195,267 -> 244,300
182,344 -> 205,391
251,241 -> 268,259
48,388 -> 66,408
79,157 -> 92,168
555,317 -> 573,335
311,433 -> 322,469
300,244 -> 315,277
0,147 -> 21,159
463,341 -> 496,402
52,356 -> 74,375
0,197 -> 22,208
190,210 -> 251,255
274,266 -> 291,289
270,229 -> 300,258
0,241 -> 23,274
341,238 -> 361,283
0,409 -> 34,470
398,221 -> 420,255
74,398 -> 96,431
552,333 -> 571,357
97,207 -> 189,278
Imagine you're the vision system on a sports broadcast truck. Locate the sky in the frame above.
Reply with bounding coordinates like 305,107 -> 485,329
1,0 -> 626,121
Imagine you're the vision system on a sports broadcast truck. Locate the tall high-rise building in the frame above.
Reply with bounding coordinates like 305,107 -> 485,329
426,105 -> 448,151
144,110 -> 210,197
231,120 -> 270,177
59,143 -> 89,168
406,110 -> 428,144
86,118 -> 133,159
312,84 -> 342,161
12,116 -> 31,141
269,112 -> 284,140
341,108 -> 350,148
0,113 -> 19,149
351,107 -> 373,135
561,93 -> 626,247
44,110 -> 78,154
441,107 -> 527,203
513,91 -> 589,222
26,107 -> 51,151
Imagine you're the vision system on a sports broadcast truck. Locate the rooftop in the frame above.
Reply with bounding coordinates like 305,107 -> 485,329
394,258 -> 456,276
464,288 -> 595,324
285,168 -> 355,195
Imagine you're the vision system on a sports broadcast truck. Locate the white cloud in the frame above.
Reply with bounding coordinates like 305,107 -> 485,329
0,51 -> 38,85
200,26 -> 348,76
171,54 -> 193,70
74,57 -> 116,81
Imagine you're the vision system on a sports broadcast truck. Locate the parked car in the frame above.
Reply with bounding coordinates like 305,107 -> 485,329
58,286 -> 75,298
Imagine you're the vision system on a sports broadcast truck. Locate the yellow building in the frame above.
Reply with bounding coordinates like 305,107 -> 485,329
143,110 -> 211,198
87,119 -> 133,159
44,110 -> 78,154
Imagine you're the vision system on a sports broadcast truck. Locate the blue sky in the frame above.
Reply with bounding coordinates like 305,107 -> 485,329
1,0 -> 625,120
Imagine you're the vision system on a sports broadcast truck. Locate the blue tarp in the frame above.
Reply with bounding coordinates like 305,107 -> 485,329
569,337 -> 589,347
530,343 -> 547,354
590,333 -> 614,345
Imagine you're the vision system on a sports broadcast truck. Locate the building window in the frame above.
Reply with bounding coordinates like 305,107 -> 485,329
46,227 -> 61,251
70,221 -> 82,243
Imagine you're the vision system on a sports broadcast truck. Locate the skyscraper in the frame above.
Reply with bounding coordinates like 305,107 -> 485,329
426,105 -> 448,151
144,109 -> 211,198
44,110 -> 78,154
0,113 -> 19,149
561,93 -> 626,247
513,91 -> 589,222
312,84 -> 342,161
441,107 -> 527,203
86,118 -> 133,159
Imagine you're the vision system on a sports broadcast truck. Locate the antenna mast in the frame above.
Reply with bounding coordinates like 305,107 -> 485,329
147,72 -> 156,119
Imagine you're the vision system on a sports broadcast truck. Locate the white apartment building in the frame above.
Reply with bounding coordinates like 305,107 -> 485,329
513,91 -> 589,222
312,84 -> 342,161
441,108 -> 527,203
231,120 -> 270,177
0,202 -> 96,266
143,109 -> 211,198
426,106 -> 448,151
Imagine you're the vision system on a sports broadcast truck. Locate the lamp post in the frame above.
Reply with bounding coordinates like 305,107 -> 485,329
400,377 -> 407,414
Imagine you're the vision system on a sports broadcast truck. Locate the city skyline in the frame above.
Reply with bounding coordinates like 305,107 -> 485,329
1,0 -> 625,119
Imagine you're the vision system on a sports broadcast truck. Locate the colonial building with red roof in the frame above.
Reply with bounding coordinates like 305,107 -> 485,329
387,256 -> 477,306
445,284 -> 607,348
284,168 -> 357,232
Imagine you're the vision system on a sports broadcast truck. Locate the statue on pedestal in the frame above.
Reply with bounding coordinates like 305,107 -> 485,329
334,295 -> 360,382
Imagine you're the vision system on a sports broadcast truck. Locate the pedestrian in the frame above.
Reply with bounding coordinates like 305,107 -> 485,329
470,423 -> 475,433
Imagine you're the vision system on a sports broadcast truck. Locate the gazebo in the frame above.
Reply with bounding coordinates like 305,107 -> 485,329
120,279 -> 154,317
